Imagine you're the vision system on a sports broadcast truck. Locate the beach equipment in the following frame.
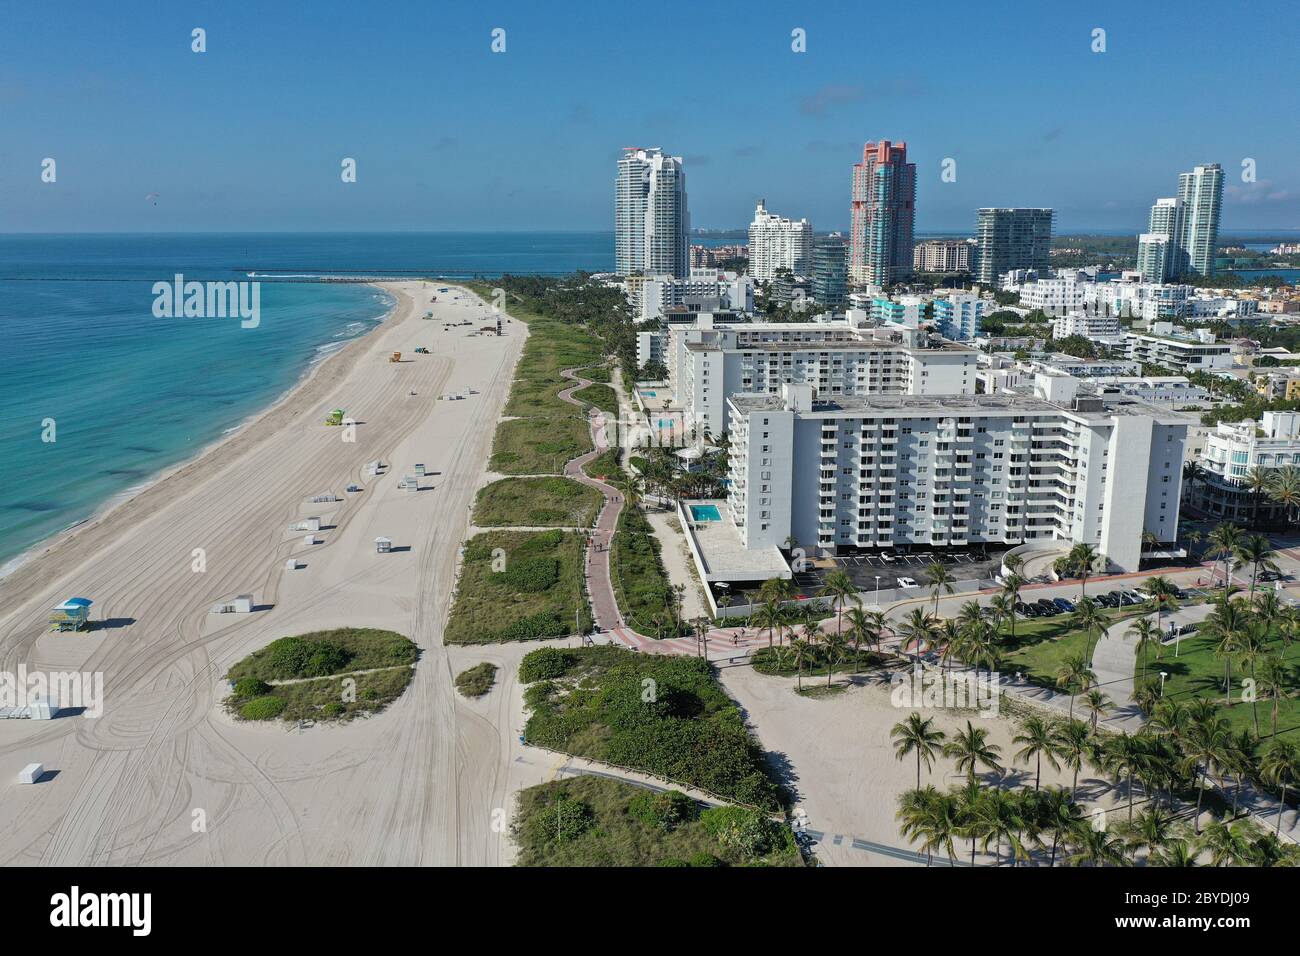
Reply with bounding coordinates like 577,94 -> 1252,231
292,517 -> 322,533
390,351 -> 402,363
302,534 -> 316,546
325,409 -> 345,426
308,493 -> 339,503
414,463 -> 426,476
399,475 -> 419,491
210,594 -> 254,615
346,483 -> 361,493
285,558 -> 300,571
375,536 -> 393,554
18,763 -> 44,784
48,597 -> 92,632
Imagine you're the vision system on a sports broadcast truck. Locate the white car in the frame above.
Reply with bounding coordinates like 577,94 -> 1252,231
897,576 -> 920,589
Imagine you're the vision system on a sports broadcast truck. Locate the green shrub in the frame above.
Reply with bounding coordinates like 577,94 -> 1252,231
523,793 -> 593,846
232,677 -> 271,699
321,702 -> 345,718
455,662 -> 499,698
627,789 -> 697,832
498,557 -> 559,593
259,636 -> 352,680
519,647 -> 576,682
688,851 -> 724,867
240,695 -> 287,721
657,858 -> 690,867
701,807 -> 780,859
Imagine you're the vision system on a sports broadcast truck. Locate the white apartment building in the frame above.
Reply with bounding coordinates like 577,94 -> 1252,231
726,383 -> 1192,572
1124,324 -> 1234,371
615,148 -> 689,278
668,318 -> 978,437
630,269 -> 754,321
932,291 -> 989,341
748,200 -> 813,282
1188,294 -> 1259,320
1092,376 -> 1210,405
1190,411 -> 1300,524
1019,275 -> 1087,315
1052,312 -> 1124,343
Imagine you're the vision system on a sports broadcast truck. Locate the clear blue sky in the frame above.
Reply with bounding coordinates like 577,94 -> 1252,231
3,0 -> 1297,234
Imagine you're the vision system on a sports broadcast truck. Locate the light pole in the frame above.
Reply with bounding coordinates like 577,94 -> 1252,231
1159,671 -> 1168,698
875,575 -> 882,605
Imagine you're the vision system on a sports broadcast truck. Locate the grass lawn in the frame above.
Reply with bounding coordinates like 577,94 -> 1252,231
1152,625 -> 1300,738
519,645 -> 784,809
571,382 -> 619,415
999,606 -> 1151,688
224,628 -> 418,723
489,416 -> 592,475
445,530 -> 591,644
582,446 -> 621,480
455,662 -> 499,698
501,320 -> 604,418
512,775 -> 800,867
750,644 -> 890,681
610,504 -> 677,636
473,476 -> 602,528
578,364 -> 612,384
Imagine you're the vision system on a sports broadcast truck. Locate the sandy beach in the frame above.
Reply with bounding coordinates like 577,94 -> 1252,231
0,281 -> 553,865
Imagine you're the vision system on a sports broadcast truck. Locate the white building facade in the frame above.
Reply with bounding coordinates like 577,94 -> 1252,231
748,200 -> 813,282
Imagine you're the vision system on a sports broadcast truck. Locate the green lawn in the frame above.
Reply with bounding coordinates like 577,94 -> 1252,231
999,607 -> 1150,688
582,447 -> 621,480
473,476 -> 602,528
489,416 -> 592,475
445,530 -> 591,644
610,504 -> 677,636
578,364 -> 612,384
501,320 -> 604,418
224,628 -> 418,723
512,775 -> 800,867
1151,625 -> 1300,738
571,382 -> 619,415
519,645 -> 784,809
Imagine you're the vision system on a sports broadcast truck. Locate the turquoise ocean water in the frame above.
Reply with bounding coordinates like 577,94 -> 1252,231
0,232 -> 614,571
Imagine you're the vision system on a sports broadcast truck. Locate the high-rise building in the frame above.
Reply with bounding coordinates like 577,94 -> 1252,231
913,239 -> 974,273
848,140 -> 916,286
973,208 -> 1055,284
1137,197 -> 1186,282
1176,163 -> 1224,277
812,233 -> 848,307
615,147 -> 689,278
748,200 -> 813,281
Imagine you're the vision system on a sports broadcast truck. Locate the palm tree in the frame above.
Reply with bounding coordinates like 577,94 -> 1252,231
844,606 -> 883,670
1254,589 -> 1283,629
988,594 -> 1015,645
1180,710 -> 1231,834
999,574 -> 1024,642
1067,824 -> 1129,867
1143,575 -> 1178,632
1235,534 -> 1278,600
1065,542 -> 1100,599
1082,689 -> 1112,734
1071,596 -> 1107,663
1149,838 -> 1198,867
978,789 -> 1028,866
1119,806 -> 1176,862
1237,622 -> 1268,736
943,720 -> 1004,785
1013,715 -> 1061,791
1197,819 -> 1248,867
1055,653 -> 1096,721
925,561 -> 956,617
789,638 -> 811,692
1267,465 -> 1300,525
1260,739 -> 1300,835
1029,787 -> 1085,867
817,569 -> 858,641
1242,465 -> 1275,529
1128,616 -> 1162,685
822,630 -> 848,686
1257,656 -> 1292,738
1205,598 -> 1249,706
1102,732 -> 1148,823
1207,522 -> 1244,590
1052,720 -> 1092,799
898,607 -> 938,665
896,786 -> 958,866
891,713 -> 947,788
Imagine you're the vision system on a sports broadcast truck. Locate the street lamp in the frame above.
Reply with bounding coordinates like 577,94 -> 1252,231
1159,671 -> 1168,698
875,575 -> 882,605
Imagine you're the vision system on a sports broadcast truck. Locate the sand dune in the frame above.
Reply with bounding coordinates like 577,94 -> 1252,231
0,282 -> 546,866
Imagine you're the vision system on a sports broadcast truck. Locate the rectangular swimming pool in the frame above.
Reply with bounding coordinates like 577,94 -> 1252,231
689,504 -> 722,522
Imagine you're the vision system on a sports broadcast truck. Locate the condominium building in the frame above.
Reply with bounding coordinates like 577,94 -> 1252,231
932,291 -> 988,341
630,269 -> 753,321
1137,197 -> 1187,282
725,383 -> 1191,571
1136,233 -> 1173,285
913,239 -> 974,273
1177,163 -> 1224,277
974,208 -> 1055,285
812,233 -> 848,308
616,147 -> 689,278
667,318 -> 978,437
1124,324 -> 1234,371
1189,411 -> 1300,524
849,140 -> 916,286
748,200 -> 813,282
1052,311 -> 1124,343
1019,274 -> 1087,315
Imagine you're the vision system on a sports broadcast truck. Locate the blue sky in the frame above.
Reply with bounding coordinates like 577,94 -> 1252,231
3,0 -> 1298,234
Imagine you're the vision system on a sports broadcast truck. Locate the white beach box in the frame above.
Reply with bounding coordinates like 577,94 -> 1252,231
303,534 -> 316,546
233,595 -> 254,614
19,763 -> 44,784
285,559 -> 299,571
375,536 -> 393,554
29,698 -> 53,720
414,464 -> 426,476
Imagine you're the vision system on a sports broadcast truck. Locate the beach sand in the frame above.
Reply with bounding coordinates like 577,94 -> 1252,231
0,282 -> 551,865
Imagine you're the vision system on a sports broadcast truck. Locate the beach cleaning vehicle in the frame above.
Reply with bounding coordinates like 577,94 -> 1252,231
325,408 -> 345,426
390,351 -> 402,363
48,597 -> 93,632
414,347 -> 429,354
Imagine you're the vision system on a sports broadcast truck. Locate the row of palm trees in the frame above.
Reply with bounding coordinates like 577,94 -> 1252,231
892,707 -> 1300,866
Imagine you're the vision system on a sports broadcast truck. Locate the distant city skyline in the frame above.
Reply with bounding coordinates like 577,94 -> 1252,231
4,0 -> 1299,233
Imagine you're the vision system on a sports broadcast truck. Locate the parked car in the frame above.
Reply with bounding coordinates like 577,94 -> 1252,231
1014,602 -> 1033,616
1035,599 -> 1060,616
896,576 -> 919,589
1052,597 -> 1076,613
1094,593 -> 1118,608
1118,592 -> 1141,606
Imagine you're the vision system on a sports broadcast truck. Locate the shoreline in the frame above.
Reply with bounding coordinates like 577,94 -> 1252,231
0,284 -> 399,596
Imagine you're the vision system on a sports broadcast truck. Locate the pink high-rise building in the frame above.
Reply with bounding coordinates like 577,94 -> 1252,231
848,140 -> 916,286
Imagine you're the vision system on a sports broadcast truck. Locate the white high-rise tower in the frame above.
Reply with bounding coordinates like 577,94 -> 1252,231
747,200 -> 813,281
616,148 -> 689,278
1177,163 -> 1224,277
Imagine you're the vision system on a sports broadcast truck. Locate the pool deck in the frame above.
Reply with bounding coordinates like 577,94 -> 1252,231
677,498 -> 791,584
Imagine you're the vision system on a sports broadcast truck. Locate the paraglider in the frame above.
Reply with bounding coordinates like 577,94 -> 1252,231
145,192 -> 160,206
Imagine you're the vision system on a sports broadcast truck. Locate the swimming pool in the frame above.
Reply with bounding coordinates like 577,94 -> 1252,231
642,390 -> 657,397
689,504 -> 722,522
